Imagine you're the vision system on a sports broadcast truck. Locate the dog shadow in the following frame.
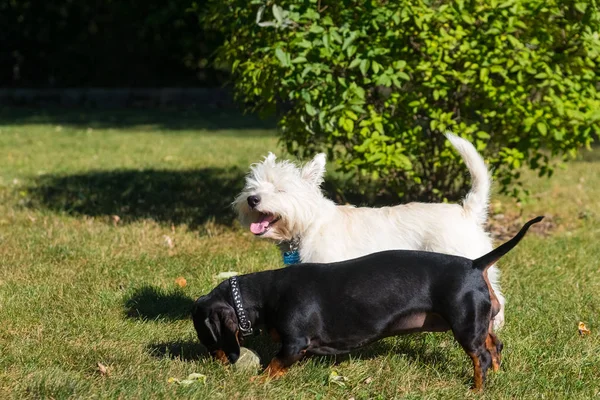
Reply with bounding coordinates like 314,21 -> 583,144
147,331 -> 451,371
123,285 -> 195,321
242,334 -> 450,369
309,335 -> 451,367
148,340 -> 209,362
26,167 -> 246,229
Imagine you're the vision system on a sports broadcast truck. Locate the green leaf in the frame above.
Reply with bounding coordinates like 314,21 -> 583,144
372,61 -> 381,74
275,48 -> 289,67
523,117 -> 536,128
342,32 -> 357,50
397,71 -> 410,80
272,5 -> 283,25
536,122 -> 547,136
345,110 -> 358,120
554,130 -> 564,140
480,68 -> 489,82
349,58 -> 362,69
359,59 -> 370,76
346,45 -> 358,58
309,25 -> 325,34
232,59 -> 240,73
574,2 -> 587,13
462,14 -> 475,25
393,60 -> 407,69
323,33 -> 330,49
305,103 -> 317,116
331,30 -> 342,44
297,39 -> 312,49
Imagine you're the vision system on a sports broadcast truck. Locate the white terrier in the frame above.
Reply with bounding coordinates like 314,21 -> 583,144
234,133 -> 505,329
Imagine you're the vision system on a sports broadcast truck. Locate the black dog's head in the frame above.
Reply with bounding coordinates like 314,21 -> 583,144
192,293 -> 241,364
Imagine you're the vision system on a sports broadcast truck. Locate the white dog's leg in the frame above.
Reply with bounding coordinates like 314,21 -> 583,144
494,292 -> 506,331
487,264 -> 505,330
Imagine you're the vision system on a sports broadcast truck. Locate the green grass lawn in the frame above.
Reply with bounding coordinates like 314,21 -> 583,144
1,108 -> 599,399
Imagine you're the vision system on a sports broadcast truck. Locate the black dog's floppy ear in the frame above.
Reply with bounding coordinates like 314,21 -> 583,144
191,297 -> 219,349
219,306 -> 241,364
203,317 -> 218,343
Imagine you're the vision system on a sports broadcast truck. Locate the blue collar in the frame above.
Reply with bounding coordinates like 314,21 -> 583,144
282,238 -> 301,265
283,250 -> 300,265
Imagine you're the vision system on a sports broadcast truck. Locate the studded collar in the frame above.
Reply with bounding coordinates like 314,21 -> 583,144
228,276 -> 253,336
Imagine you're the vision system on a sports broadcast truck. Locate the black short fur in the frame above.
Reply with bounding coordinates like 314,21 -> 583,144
193,216 -> 543,390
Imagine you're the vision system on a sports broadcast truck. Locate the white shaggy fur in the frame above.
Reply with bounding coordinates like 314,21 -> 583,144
234,133 -> 505,330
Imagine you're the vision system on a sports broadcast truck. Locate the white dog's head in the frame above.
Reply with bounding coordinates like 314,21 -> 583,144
233,152 -> 329,241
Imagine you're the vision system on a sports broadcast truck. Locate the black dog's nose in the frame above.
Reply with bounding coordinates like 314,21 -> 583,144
247,195 -> 260,208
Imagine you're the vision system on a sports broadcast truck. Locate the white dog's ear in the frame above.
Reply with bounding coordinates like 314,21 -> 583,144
264,152 -> 277,164
301,153 -> 326,186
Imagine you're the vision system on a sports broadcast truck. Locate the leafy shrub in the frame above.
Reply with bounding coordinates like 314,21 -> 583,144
200,0 -> 600,201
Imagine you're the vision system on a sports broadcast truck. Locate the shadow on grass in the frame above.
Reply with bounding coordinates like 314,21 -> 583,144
27,167 -> 245,228
0,107 -> 276,132
579,146 -> 600,163
124,285 -> 195,321
147,330 -> 450,370
308,335 -> 450,368
147,333 -> 281,365
148,340 -> 209,362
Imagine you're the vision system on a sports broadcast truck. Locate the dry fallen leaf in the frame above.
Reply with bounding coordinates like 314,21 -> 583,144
111,215 -> 120,226
175,277 -> 187,288
216,271 -> 239,279
364,377 -> 373,384
97,362 -> 108,376
168,373 -> 206,386
578,322 -> 591,336
163,235 -> 174,249
328,370 -> 349,387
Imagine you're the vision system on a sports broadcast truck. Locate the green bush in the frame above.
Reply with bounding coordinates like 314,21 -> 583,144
200,0 -> 600,201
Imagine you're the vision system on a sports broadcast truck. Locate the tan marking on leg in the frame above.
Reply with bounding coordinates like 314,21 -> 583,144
250,358 -> 288,383
469,352 -> 483,392
485,334 -> 501,372
264,357 -> 287,378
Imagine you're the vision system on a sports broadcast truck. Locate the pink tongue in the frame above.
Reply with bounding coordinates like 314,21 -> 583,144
250,214 -> 275,234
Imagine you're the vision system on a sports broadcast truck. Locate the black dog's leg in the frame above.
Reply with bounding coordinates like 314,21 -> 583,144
466,347 -> 492,391
451,301 -> 494,390
485,332 -> 503,372
254,336 -> 309,382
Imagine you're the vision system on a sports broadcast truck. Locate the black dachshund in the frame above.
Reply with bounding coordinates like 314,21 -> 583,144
193,217 -> 542,390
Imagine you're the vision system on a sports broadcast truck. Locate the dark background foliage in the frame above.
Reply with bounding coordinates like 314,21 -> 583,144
0,0 -> 224,87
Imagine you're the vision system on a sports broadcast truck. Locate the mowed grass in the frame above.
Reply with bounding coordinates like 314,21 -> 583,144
0,108 -> 599,399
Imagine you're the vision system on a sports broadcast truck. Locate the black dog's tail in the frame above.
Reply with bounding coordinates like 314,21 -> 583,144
473,216 -> 544,271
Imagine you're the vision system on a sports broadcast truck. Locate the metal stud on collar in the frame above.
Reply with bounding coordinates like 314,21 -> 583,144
229,276 -> 253,336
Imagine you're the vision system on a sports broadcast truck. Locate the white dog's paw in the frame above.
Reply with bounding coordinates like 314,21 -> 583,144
492,308 -> 505,331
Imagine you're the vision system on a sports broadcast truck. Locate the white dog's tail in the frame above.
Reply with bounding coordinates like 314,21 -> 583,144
445,132 -> 491,226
